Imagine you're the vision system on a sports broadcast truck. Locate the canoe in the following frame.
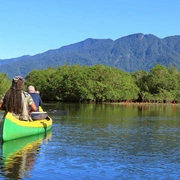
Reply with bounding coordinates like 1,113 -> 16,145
1,131 -> 52,179
0,109 -> 52,142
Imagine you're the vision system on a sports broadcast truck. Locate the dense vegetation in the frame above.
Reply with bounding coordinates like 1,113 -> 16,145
0,74 -> 11,98
25,65 -> 139,102
1,64 -> 179,103
1,33 -> 180,78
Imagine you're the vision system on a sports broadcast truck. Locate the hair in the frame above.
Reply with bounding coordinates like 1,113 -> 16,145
3,76 -> 24,114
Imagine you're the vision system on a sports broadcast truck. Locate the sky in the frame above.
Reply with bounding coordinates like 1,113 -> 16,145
0,0 -> 179,59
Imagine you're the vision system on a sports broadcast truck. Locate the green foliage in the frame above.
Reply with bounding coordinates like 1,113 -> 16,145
2,63 -> 180,103
0,73 -> 11,98
133,64 -> 180,103
25,65 -> 139,102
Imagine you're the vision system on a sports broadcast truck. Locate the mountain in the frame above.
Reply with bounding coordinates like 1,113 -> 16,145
1,33 -> 180,78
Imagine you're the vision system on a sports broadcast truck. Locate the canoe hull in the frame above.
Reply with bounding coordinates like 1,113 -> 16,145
0,112 -> 52,141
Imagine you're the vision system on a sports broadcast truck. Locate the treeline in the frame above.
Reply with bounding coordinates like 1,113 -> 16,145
0,73 -> 11,98
1,64 -> 180,103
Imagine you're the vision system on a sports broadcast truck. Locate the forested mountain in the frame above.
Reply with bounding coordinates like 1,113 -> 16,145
1,33 -> 180,78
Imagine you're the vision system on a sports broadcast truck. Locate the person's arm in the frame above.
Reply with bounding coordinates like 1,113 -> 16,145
0,100 -> 3,109
28,93 -> 37,112
0,95 -> 5,110
29,102 -> 37,112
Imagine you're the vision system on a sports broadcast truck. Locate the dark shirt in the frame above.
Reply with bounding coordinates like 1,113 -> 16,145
29,93 -> 43,112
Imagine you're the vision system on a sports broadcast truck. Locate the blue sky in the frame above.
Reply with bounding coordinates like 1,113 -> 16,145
0,0 -> 179,59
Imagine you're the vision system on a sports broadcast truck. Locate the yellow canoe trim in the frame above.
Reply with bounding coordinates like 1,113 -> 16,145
6,113 -> 52,128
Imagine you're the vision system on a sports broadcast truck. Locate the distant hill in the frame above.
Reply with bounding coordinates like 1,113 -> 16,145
1,33 -> 180,78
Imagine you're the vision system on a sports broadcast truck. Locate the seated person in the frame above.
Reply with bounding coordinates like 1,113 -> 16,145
28,85 -> 48,120
0,76 -> 37,121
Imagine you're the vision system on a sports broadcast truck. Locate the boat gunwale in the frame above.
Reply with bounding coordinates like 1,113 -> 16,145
5,112 -> 52,128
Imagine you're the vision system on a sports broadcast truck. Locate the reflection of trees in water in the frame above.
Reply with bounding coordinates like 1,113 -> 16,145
1,132 -> 52,179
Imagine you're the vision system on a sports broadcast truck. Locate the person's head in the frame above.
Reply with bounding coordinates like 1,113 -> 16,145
28,86 -> 35,93
3,76 -> 25,114
11,76 -> 24,90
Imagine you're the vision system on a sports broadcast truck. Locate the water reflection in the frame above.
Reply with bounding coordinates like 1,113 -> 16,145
0,131 -> 52,179
1,103 -> 180,179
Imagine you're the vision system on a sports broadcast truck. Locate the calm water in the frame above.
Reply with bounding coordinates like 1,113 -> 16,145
1,102 -> 180,179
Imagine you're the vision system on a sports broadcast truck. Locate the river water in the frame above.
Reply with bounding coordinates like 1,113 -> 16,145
0,102 -> 180,179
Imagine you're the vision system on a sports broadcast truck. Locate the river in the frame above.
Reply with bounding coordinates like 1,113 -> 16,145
0,102 -> 180,179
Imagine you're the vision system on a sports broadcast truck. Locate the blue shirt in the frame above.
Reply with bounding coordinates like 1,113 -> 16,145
29,93 -> 43,112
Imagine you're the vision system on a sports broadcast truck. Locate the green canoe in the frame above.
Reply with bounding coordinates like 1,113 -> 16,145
0,111 -> 52,141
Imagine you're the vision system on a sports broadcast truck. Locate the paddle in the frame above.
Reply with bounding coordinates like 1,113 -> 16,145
0,108 -> 68,116
48,109 -> 68,116
32,109 -> 68,115
30,109 -> 67,120
39,106 -> 68,116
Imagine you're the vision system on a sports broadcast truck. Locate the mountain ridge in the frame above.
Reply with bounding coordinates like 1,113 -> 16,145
1,33 -> 180,78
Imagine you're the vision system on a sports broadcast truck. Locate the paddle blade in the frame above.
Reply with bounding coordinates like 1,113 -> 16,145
48,109 -> 68,116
